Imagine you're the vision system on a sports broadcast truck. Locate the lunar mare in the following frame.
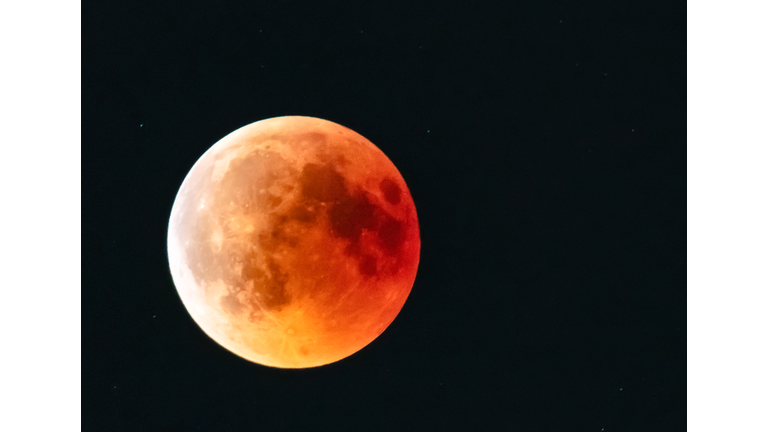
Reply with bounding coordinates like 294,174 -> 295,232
167,116 -> 420,368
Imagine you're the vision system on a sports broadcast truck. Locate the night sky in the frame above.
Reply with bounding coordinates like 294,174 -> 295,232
83,0 -> 686,430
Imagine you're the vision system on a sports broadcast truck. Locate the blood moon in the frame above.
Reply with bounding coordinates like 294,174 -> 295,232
167,116 -> 420,368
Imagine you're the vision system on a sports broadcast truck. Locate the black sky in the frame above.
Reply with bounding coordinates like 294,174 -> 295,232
83,0 -> 686,430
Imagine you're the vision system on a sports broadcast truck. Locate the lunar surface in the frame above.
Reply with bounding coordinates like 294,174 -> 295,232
167,116 -> 420,368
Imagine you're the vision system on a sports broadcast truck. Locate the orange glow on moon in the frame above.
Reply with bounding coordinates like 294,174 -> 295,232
167,116 -> 420,368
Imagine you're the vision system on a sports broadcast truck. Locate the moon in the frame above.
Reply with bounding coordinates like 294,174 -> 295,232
167,116 -> 420,368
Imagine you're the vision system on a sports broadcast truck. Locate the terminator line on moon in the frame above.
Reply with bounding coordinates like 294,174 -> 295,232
167,116 -> 420,368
